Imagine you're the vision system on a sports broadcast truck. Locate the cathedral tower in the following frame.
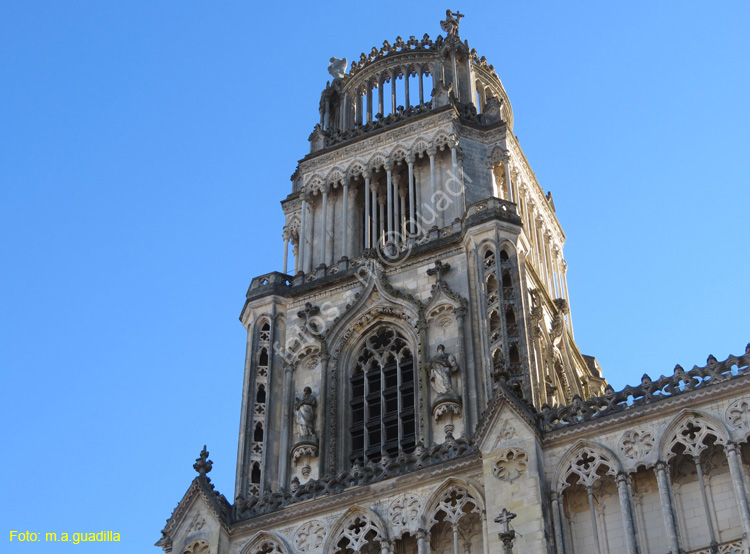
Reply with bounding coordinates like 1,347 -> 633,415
237,10 -> 605,498
158,12 -> 750,554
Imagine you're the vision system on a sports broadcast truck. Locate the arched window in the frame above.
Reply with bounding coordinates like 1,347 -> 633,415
509,344 -> 520,364
251,462 -> 261,485
502,269 -> 512,288
256,384 -> 266,404
483,249 -> 495,269
350,326 -> 415,462
254,422 -> 264,443
486,274 -> 498,305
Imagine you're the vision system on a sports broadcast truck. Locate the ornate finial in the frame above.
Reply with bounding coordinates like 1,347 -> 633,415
440,10 -> 464,38
193,445 -> 213,476
328,57 -> 348,79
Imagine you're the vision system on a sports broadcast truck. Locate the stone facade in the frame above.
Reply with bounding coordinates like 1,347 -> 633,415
156,14 -> 750,554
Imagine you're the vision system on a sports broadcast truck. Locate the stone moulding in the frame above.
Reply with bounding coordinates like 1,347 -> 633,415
538,345 -> 750,431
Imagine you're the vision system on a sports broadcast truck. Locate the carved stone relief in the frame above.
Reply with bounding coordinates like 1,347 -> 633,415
183,540 -> 209,554
491,419 -> 516,449
727,398 -> 750,432
388,494 -> 423,528
492,447 -> 528,483
185,512 -> 206,534
619,429 -> 655,460
294,520 -> 327,552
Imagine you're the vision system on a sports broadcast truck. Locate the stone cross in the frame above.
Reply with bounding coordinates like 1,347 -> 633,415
426,260 -> 451,282
495,509 -> 517,553
495,508 -> 516,533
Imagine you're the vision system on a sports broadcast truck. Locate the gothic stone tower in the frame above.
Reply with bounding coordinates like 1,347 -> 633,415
157,12 -> 750,554
236,12 -> 607,501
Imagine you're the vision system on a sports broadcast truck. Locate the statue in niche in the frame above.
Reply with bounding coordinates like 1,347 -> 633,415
429,344 -> 460,397
440,10 -> 464,38
295,387 -> 317,438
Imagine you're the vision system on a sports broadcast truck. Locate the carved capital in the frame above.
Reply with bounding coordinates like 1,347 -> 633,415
416,529 -> 430,541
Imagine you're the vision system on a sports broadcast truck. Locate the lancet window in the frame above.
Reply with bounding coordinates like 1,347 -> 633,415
427,487 -> 483,554
664,417 -> 744,551
482,245 -> 522,395
350,326 -> 416,462
248,321 -> 271,496
559,446 -> 625,553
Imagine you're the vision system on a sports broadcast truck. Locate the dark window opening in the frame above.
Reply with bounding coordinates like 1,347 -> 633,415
509,344 -> 520,363
251,462 -> 261,484
350,327 -> 416,463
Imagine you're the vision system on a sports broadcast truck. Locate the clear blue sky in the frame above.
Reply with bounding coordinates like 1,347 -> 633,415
2,1 -> 748,551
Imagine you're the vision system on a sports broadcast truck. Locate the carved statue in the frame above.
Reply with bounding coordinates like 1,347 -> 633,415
440,10 -> 464,38
429,344 -> 459,396
328,57 -> 348,80
431,80 -> 454,109
545,375 -> 558,408
295,387 -> 317,437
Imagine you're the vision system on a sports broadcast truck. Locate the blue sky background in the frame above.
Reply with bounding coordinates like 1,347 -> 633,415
1,1 -> 748,551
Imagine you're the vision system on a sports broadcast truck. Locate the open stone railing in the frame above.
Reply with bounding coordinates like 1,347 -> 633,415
348,34 -> 445,76
313,102 -> 434,149
538,345 -> 750,431
688,539 -> 743,553
245,272 -> 293,301
347,34 -> 499,79
234,433 -> 475,520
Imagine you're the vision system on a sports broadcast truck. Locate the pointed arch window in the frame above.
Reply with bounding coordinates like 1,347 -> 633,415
350,326 -> 416,462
